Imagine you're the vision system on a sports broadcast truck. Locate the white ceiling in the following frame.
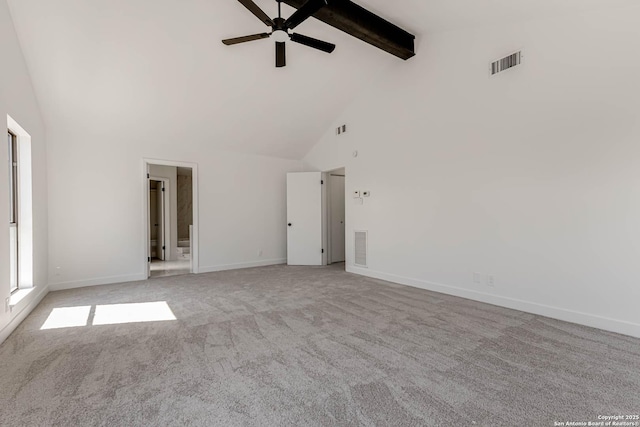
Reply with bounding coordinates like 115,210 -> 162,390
7,0 -> 636,159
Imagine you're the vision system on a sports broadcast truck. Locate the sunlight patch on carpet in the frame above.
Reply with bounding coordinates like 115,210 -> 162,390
93,302 -> 176,325
40,302 -> 176,330
41,306 -> 91,330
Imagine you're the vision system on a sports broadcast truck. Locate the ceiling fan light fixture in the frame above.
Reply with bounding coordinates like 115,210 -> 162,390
272,29 -> 289,43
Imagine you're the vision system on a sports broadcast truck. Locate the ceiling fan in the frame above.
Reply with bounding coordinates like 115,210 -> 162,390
222,0 -> 335,68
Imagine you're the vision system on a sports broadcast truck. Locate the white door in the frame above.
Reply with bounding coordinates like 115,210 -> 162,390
329,175 -> 346,263
147,175 -> 152,278
287,172 -> 323,266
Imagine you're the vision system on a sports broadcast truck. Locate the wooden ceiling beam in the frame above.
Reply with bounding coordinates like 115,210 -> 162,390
281,0 -> 416,60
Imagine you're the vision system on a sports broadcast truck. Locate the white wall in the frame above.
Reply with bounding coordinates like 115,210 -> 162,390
148,164 -> 177,261
47,126 -> 301,289
0,0 -> 48,343
304,5 -> 640,337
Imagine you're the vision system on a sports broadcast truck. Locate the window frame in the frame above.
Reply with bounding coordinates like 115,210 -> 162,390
8,130 -> 19,293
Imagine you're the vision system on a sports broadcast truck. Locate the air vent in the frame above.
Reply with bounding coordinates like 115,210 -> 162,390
490,51 -> 522,76
354,231 -> 368,267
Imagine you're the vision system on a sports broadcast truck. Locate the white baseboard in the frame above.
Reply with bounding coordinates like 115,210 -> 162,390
347,266 -> 640,339
199,259 -> 287,274
49,273 -> 148,291
0,285 -> 49,346
49,259 -> 287,292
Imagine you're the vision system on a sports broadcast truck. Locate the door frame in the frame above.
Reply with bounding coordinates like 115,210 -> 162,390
149,177 -> 169,261
322,167 -> 346,266
142,158 -> 200,277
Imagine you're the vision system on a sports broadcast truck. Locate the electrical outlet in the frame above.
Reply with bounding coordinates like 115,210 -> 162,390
473,273 -> 482,284
487,275 -> 495,287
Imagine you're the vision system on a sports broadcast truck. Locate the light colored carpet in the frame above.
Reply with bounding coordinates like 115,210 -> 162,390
0,264 -> 638,426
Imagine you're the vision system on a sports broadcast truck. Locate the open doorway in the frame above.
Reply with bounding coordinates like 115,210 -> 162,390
144,160 -> 199,278
176,167 -> 193,267
325,168 -> 346,269
149,179 -> 167,262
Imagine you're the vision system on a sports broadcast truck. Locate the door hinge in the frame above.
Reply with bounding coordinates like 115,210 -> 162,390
321,180 -> 324,185
147,173 -> 150,179
148,257 -> 151,262
162,246 -> 165,250
322,249 -> 324,254
161,187 -> 165,192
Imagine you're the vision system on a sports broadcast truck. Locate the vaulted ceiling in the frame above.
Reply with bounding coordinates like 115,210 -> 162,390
7,0 -> 636,159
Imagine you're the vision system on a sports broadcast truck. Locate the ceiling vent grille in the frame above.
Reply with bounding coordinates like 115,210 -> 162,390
354,231 -> 368,267
490,51 -> 522,76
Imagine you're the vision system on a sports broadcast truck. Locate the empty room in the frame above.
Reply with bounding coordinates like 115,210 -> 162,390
1,0 -> 639,426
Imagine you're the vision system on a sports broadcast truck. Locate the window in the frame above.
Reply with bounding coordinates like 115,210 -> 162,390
6,115 -> 33,293
8,130 -> 18,292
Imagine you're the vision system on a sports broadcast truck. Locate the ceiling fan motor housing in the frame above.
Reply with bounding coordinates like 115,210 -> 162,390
273,17 -> 286,30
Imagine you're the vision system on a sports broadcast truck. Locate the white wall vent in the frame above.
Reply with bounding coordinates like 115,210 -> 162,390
490,51 -> 522,76
354,231 -> 368,267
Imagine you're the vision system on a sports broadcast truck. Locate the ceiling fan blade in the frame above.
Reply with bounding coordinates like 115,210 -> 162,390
276,41 -> 286,67
237,0 -> 275,26
290,33 -> 335,53
284,0 -> 328,30
222,33 -> 271,45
